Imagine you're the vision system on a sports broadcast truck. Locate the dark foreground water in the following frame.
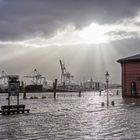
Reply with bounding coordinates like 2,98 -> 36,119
0,90 -> 140,140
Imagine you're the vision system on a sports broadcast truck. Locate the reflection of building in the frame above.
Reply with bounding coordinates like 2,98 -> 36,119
118,54 -> 140,97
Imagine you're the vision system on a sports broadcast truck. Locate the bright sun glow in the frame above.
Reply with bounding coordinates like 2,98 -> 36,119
78,23 -> 110,44
24,20 -> 140,48
24,23 -> 111,48
1,15 -> 140,48
45,23 -> 111,45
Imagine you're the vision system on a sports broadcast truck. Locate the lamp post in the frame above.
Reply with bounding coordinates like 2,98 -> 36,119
105,72 -> 110,106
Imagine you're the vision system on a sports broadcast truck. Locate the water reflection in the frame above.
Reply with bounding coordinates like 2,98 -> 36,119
0,91 -> 140,139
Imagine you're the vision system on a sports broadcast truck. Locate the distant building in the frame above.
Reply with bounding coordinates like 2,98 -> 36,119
82,78 -> 100,91
117,54 -> 140,97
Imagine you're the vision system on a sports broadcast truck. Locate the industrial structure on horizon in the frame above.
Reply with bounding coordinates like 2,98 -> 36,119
0,59 -> 121,93
24,69 -> 47,92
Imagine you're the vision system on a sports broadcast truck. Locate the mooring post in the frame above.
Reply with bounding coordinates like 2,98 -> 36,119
99,90 -> 101,96
17,92 -> 19,113
23,90 -> 27,99
116,90 -> 119,95
8,91 -> 10,106
101,102 -> 105,106
111,101 -> 115,106
8,89 -> 10,115
78,90 -> 82,97
53,79 -> 57,99
21,81 -> 24,91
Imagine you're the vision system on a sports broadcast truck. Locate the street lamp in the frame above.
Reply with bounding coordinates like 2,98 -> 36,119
105,72 -> 110,106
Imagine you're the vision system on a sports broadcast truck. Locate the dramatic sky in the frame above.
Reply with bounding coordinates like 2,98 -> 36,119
0,0 -> 140,84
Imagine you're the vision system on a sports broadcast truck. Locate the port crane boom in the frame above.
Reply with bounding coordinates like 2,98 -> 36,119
59,60 -> 74,85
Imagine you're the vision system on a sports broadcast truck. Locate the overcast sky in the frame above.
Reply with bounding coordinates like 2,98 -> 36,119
0,0 -> 140,83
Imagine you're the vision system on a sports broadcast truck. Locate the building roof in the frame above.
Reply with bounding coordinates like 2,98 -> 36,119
117,54 -> 140,63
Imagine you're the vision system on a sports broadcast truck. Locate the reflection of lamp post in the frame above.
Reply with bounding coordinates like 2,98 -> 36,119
105,72 -> 110,106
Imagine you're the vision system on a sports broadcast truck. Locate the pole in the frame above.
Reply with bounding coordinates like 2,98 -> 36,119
17,91 -> 19,113
8,81 -> 10,106
23,91 -> 26,99
17,81 -> 20,113
107,80 -> 109,106
8,91 -> 10,106
78,90 -> 82,97
53,79 -> 57,99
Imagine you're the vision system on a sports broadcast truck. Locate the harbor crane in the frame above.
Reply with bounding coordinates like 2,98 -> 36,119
24,69 -> 47,85
0,70 -> 19,90
59,60 -> 74,85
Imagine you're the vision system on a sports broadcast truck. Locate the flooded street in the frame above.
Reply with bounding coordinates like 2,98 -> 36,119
0,90 -> 140,139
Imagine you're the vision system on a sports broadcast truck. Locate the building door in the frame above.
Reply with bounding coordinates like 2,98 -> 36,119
131,81 -> 137,96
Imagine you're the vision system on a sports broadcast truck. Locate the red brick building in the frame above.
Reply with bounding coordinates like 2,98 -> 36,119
118,54 -> 140,97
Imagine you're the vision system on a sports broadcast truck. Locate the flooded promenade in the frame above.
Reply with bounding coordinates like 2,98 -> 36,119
0,91 -> 140,139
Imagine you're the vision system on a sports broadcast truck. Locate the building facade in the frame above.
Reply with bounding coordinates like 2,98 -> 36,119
118,54 -> 140,97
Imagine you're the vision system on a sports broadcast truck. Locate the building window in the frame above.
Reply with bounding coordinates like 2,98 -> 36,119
131,81 -> 137,96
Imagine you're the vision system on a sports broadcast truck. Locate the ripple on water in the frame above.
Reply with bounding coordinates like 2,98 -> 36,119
0,91 -> 140,139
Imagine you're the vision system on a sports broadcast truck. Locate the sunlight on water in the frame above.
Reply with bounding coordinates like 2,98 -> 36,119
0,90 -> 140,139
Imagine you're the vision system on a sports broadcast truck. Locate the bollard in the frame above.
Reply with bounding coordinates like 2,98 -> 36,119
111,101 -> 115,106
99,90 -> 101,96
53,79 -> 57,99
116,90 -> 119,95
23,91 -> 27,99
101,102 -> 105,106
78,90 -> 82,97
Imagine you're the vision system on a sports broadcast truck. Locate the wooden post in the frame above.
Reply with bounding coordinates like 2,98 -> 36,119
99,90 -> 101,96
8,91 -> 10,106
16,81 -> 20,113
8,89 -> 10,115
17,92 -> 19,113
21,81 -> 24,91
53,79 -> 57,99
116,90 -> 119,95
23,90 -> 27,99
78,90 -> 82,97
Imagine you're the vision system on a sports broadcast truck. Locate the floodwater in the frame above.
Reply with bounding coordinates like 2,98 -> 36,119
0,89 -> 140,140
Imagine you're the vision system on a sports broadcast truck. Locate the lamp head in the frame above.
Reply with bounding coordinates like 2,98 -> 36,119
105,72 -> 109,81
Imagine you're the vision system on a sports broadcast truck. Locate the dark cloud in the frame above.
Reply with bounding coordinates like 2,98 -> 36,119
106,31 -> 140,39
0,0 -> 140,41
